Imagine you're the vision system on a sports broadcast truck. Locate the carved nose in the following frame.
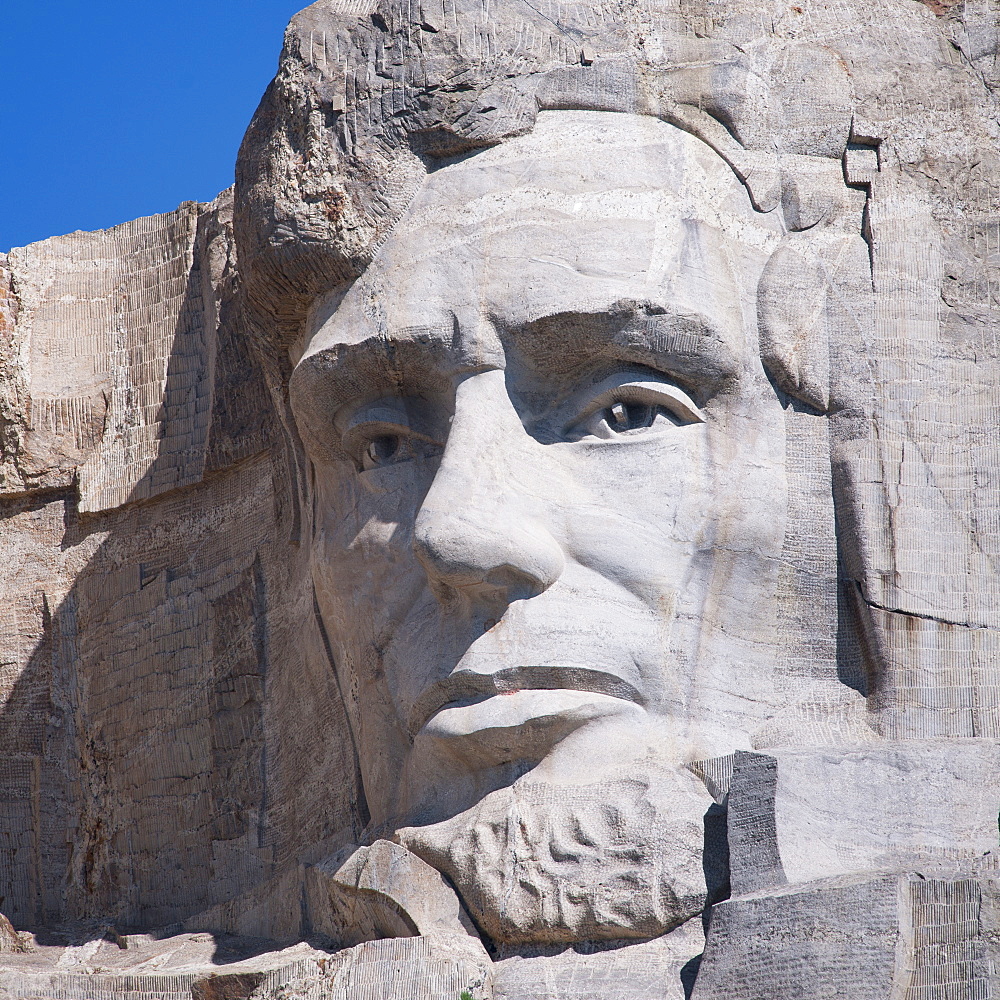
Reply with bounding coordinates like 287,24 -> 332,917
412,371 -> 565,609
414,510 -> 565,606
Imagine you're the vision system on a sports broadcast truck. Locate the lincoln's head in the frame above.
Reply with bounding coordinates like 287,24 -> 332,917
292,109 -> 787,815
235,0 -> 875,945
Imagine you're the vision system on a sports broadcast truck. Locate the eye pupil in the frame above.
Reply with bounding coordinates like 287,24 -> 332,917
367,435 -> 400,465
607,402 -> 656,432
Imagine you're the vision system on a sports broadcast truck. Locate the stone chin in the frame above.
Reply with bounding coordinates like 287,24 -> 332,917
396,755 -> 717,946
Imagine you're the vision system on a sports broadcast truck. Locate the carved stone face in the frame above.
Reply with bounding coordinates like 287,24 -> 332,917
291,111 -> 787,830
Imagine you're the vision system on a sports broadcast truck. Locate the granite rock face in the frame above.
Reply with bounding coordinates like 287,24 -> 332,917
2,0 -> 1000,997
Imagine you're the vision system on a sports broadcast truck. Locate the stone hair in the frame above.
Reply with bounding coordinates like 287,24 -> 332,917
234,0 -> 875,400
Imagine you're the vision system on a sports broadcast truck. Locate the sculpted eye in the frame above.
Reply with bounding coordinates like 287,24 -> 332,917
362,433 -> 406,470
347,420 -> 427,473
565,377 -> 705,442
595,401 -> 669,436
336,398 -> 444,474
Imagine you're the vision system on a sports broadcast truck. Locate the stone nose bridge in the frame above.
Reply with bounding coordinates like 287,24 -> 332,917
412,369 -> 565,610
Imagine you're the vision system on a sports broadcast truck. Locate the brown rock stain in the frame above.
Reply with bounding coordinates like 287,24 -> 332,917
191,973 -> 266,1000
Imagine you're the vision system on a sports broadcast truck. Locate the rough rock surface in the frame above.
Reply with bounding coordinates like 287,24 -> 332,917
0,929 -> 327,1000
0,197 -> 366,934
304,839 -> 483,945
2,0 -> 1000,997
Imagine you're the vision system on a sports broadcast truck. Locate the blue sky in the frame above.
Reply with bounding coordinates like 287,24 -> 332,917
1,1 -> 307,253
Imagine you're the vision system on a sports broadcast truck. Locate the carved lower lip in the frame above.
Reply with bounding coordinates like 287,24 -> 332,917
409,665 -> 644,736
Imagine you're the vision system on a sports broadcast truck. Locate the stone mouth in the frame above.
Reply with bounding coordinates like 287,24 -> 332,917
409,665 -> 644,736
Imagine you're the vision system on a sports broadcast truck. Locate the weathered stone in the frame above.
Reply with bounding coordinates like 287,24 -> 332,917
722,742 -> 1000,896
491,923 -> 706,1000
0,912 -> 27,954
397,759 -> 716,946
695,870 -> 1000,1000
2,0 -> 1000,996
304,839 -> 482,946
0,933 -> 325,1000
249,936 -> 493,1000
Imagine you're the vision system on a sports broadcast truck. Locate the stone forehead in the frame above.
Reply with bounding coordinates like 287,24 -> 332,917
306,113 -> 774,360
395,113 -> 751,226
372,112 -> 776,269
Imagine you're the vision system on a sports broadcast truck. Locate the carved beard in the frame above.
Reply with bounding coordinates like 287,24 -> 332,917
396,762 -> 719,947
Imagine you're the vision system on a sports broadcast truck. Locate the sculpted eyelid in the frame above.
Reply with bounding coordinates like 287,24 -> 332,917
341,418 -> 412,447
571,378 -> 706,426
337,401 -> 445,454
339,403 -> 411,436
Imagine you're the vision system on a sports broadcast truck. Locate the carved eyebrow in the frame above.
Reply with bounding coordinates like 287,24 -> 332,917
291,329 -> 490,439
504,305 -> 740,398
302,325 -> 463,386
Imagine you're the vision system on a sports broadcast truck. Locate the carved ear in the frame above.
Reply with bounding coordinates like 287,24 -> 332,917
758,241 -> 831,412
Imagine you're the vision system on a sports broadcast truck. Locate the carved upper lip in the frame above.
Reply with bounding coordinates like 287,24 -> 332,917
409,665 -> 645,735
